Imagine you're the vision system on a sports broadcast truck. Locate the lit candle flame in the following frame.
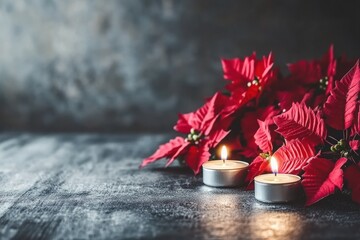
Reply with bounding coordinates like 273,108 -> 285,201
270,156 -> 278,176
221,145 -> 228,165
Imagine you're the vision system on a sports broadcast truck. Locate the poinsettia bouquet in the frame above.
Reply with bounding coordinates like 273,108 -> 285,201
141,45 -> 360,206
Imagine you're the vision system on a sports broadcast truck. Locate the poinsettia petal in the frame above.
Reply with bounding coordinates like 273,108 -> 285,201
324,44 -> 336,94
259,52 -> 274,79
344,164 -> 360,204
165,142 -> 191,167
273,102 -> 327,145
350,103 -> 360,137
185,145 -> 211,175
207,129 -> 230,148
221,58 -> 243,81
302,157 -> 347,206
140,137 -> 188,168
323,61 -> 360,130
288,60 -> 322,85
349,140 -> 360,152
174,114 -> 193,134
245,156 -> 270,190
174,92 -> 230,135
276,86 -> 308,112
254,120 -> 273,153
272,139 -> 315,175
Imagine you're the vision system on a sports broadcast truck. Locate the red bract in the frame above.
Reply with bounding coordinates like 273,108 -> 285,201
254,119 -> 273,154
350,105 -> 359,137
349,140 -> 360,151
302,157 -> 347,206
323,61 -> 360,130
287,45 -> 336,94
273,103 -> 327,145
344,163 -> 360,204
237,106 -> 279,158
272,139 -> 315,175
140,137 -> 188,168
221,52 -> 276,105
245,155 -> 270,190
174,92 -> 232,135
276,86 -> 308,112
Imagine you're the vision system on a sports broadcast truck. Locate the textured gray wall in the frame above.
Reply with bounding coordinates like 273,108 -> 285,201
0,0 -> 359,132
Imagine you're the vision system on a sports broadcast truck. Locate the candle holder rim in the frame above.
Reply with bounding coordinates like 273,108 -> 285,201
254,173 -> 301,185
202,160 -> 249,170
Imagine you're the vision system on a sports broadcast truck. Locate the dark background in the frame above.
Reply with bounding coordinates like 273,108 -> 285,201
0,0 -> 359,132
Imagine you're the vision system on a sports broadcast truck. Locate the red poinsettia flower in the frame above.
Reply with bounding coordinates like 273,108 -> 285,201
287,45 -> 336,94
282,45 -> 357,110
276,45 -> 335,110
221,52 -> 277,106
141,92 -> 232,174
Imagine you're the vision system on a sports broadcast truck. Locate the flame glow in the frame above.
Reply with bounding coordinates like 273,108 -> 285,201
221,145 -> 228,163
270,156 -> 278,174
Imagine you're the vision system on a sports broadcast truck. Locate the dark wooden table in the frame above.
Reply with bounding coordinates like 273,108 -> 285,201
0,133 -> 359,239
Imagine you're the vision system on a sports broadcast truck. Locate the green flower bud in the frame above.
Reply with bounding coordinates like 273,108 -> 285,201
330,146 -> 335,152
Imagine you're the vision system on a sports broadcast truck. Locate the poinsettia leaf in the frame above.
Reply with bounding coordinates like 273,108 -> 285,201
287,60 -> 322,85
254,120 -> 273,153
272,139 -> 315,175
207,129 -> 230,148
140,137 -> 188,168
349,140 -> 360,152
273,102 -> 327,145
276,87 -> 308,112
302,157 -> 347,206
185,145 -> 211,175
350,103 -> 360,137
323,61 -> 360,130
174,92 -> 229,135
221,58 -> 244,81
165,142 -> 191,167
324,44 -> 336,95
245,156 -> 270,190
344,164 -> 360,204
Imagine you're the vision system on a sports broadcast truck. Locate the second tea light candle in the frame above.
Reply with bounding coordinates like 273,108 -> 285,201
254,156 -> 301,203
202,146 -> 249,187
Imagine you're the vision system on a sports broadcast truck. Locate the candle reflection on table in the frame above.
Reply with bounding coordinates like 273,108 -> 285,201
197,190 -> 246,239
249,211 -> 304,239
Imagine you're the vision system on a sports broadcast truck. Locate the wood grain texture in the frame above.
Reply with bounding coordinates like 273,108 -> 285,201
0,133 -> 358,239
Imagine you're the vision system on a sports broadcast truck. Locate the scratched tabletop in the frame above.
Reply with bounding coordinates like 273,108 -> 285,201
0,133 -> 359,240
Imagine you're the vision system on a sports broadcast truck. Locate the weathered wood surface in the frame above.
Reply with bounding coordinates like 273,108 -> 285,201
0,133 -> 358,239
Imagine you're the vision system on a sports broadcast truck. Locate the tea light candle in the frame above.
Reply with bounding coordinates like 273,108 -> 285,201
202,146 -> 249,187
254,157 -> 301,203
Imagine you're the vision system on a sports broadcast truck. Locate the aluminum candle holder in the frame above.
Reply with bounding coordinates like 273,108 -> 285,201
202,160 -> 249,187
254,173 -> 301,203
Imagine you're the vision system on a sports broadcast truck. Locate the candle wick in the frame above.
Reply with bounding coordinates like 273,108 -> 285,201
222,159 -> 226,165
274,172 -> 277,177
